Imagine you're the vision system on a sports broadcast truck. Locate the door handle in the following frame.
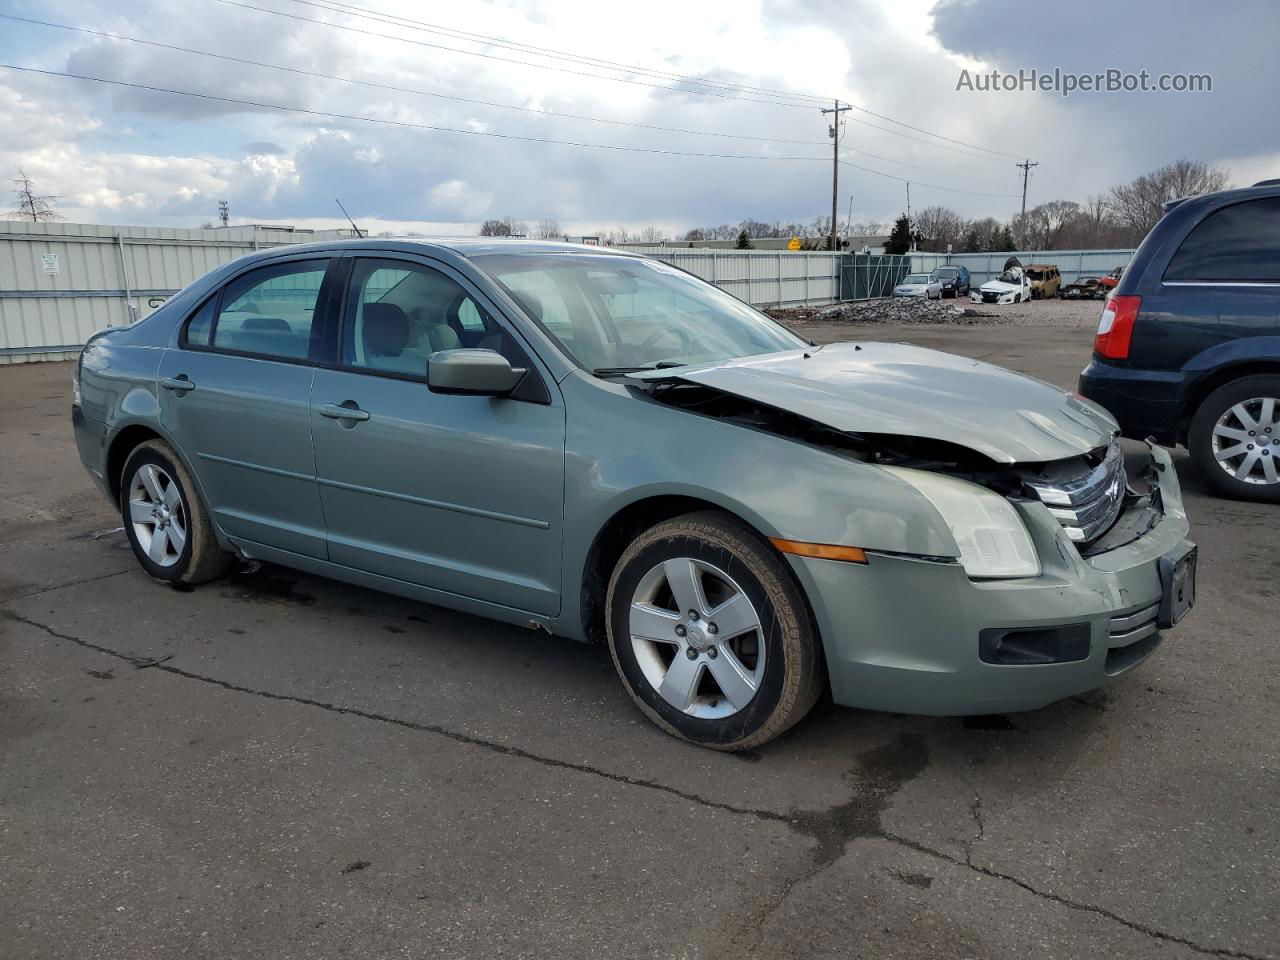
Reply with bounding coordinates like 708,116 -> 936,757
319,402 -> 371,423
161,376 -> 196,392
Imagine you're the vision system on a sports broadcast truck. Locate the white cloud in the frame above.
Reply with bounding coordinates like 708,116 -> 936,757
1,0 -> 1272,234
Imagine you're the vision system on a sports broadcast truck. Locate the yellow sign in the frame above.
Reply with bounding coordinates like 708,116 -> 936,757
787,236 -> 802,251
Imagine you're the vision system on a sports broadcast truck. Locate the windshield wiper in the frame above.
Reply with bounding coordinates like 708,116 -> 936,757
592,360 -> 687,377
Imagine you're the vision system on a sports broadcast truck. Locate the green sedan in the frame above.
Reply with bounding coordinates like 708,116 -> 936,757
72,240 -> 1197,749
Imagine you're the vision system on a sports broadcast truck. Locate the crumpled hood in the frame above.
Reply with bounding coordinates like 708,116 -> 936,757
632,342 -> 1118,463
979,279 -> 1022,293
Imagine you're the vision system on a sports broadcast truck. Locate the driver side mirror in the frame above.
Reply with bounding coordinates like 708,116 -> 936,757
427,348 -> 526,397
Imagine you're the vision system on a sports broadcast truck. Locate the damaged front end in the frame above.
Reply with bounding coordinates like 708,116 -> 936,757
641,376 -> 1164,558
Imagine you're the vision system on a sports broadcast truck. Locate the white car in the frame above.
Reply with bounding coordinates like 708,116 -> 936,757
893,273 -> 943,299
971,257 -> 1033,305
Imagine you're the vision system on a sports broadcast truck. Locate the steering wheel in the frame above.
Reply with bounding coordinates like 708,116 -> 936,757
635,325 -> 692,359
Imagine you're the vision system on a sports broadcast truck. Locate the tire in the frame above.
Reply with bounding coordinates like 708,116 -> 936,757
605,511 -> 824,750
1188,376 -> 1280,502
120,440 -> 232,583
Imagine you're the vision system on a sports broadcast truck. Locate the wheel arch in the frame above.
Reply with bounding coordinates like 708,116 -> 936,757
104,420 -> 205,512
578,493 -> 786,645
1179,358 -> 1280,444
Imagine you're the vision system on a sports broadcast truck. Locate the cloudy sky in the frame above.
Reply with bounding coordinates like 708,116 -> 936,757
1,0 -> 1276,236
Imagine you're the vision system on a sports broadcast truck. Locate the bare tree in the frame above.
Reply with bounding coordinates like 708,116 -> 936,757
1108,160 -> 1231,241
1012,200 -> 1081,249
638,225 -> 664,243
7,167 -> 64,222
912,206 -> 964,252
534,218 -> 562,240
479,216 -> 528,237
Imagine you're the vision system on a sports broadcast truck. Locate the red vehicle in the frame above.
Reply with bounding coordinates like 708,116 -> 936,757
1098,266 -> 1125,292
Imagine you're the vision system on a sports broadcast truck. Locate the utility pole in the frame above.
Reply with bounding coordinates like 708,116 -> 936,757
820,99 -> 851,251
905,182 -> 913,252
1016,159 -> 1038,219
217,200 -> 229,227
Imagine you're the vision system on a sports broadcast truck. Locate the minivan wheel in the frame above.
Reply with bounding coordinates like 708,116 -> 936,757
605,512 -> 824,750
120,440 -> 231,583
1189,376 -> 1280,501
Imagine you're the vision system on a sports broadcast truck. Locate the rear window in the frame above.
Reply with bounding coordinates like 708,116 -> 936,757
1165,197 -> 1280,282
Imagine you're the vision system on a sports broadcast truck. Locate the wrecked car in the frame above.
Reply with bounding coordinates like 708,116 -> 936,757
1025,264 -> 1063,299
1062,275 -> 1105,300
972,256 -> 1034,304
72,240 -> 1197,750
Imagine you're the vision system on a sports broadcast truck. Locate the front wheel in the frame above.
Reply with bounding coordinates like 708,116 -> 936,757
120,440 -> 232,583
605,512 -> 824,750
1189,376 -> 1280,501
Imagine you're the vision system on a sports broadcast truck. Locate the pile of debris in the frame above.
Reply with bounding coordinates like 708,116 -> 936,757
803,297 -> 984,325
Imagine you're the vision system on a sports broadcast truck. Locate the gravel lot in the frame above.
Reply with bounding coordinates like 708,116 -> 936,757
768,293 -> 1103,327
2,322 -> 1277,960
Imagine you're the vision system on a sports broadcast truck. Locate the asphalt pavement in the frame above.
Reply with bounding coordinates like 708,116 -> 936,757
1,319 -> 1276,960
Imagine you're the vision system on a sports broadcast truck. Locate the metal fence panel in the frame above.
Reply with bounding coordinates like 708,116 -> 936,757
909,248 -> 1136,288
0,220 -> 355,363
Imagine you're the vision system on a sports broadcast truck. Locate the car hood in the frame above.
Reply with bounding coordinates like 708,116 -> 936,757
630,342 -> 1117,463
979,279 -> 1022,293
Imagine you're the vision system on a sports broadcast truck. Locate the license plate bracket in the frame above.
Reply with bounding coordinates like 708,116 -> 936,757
1157,544 -> 1197,629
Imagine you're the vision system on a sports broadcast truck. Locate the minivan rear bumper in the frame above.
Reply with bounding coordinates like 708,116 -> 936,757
1079,359 -> 1184,445
786,443 -> 1193,716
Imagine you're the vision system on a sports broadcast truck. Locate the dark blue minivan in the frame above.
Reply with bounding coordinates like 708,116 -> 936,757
1079,180 -> 1280,501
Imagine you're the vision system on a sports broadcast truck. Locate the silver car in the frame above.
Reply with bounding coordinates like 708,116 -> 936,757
893,273 -> 943,299
72,240 -> 1197,749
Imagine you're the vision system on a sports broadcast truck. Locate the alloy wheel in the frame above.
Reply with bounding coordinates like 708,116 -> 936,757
128,463 -> 188,566
627,558 -> 765,720
1212,397 -> 1280,485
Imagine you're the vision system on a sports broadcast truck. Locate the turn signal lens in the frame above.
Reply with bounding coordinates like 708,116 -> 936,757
770,539 -> 869,564
1094,295 -> 1141,360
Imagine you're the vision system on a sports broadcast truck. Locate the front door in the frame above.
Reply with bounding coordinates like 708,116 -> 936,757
158,255 -> 336,559
309,255 -> 565,616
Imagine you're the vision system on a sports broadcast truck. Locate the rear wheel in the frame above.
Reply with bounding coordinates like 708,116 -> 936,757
605,512 -> 824,750
120,440 -> 232,583
1189,376 -> 1280,502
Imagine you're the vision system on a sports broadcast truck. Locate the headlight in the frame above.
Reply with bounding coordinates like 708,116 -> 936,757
882,467 -> 1040,578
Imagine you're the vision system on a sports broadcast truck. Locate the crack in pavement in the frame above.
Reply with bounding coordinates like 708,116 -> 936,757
0,568 -> 132,604
3,607 -> 1272,960
966,793 -> 986,866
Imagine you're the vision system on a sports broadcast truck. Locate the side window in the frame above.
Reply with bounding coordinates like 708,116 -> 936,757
342,258 -> 529,376
1165,198 -> 1280,282
210,259 -> 329,359
183,296 -> 216,346
496,269 -> 577,343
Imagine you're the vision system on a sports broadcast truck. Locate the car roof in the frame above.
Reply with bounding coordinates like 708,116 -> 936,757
230,237 -> 648,268
1025,263 -> 1058,269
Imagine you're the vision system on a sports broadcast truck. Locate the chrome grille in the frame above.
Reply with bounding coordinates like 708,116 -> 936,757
1023,442 -> 1126,543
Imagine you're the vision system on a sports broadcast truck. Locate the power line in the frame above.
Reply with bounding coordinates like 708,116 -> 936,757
212,0 -> 1024,161
1,62 -> 1022,200
0,14 -> 831,146
840,147 -> 1006,186
0,63 -> 829,161
211,0 -> 823,109
839,160 -> 1019,198
291,0 -> 1023,160
282,0 -> 832,106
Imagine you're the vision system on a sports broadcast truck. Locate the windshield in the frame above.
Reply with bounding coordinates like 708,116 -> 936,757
1027,269 -> 1045,279
903,274 -> 932,283
472,253 -> 807,373
934,268 -> 958,278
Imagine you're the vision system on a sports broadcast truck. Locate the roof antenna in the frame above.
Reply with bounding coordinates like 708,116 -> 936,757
335,198 -> 363,238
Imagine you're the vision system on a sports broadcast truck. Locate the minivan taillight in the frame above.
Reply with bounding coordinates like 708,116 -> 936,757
1093,295 -> 1141,359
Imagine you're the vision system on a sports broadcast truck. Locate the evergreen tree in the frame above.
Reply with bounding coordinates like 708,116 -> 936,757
883,214 -> 912,255
735,229 -> 753,249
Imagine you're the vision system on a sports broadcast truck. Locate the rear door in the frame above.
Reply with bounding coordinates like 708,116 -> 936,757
309,254 -> 566,615
1158,196 -> 1280,363
158,255 -> 337,559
